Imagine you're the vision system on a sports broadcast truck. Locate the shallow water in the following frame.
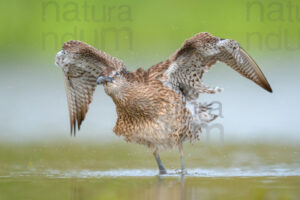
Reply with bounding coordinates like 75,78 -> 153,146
1,176 -> 299,200
0,142 -> 299,199
5,167 -> 300,178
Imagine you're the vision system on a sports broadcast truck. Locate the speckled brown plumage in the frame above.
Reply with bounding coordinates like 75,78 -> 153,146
55,32 -> 272,174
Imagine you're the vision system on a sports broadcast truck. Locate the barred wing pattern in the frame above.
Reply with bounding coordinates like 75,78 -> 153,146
164,32 -> 272,98
217,42 -> 272,92
55,40 -> 124,135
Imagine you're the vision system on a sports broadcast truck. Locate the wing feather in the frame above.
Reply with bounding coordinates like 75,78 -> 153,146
218,45 -> 272,92
56,40 -> 125,135
162,32 -> 272,98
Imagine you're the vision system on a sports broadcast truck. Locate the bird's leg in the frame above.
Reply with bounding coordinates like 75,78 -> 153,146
153,151 -> 167,175
178,144 -> 186,174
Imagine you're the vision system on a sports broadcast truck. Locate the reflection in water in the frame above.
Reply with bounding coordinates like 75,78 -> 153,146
1,167 -> 300,200
60,175 -> 300,200
1,143 -> 299,200
68,175 -> 187,200
70,179 -> 83,200
180,175 -> 185,200
155,175 -> 185,200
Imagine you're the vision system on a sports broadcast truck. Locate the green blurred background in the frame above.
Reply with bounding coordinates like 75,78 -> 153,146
1,0 -> 300,63
0,0 -> 299,143
0,0 -> 300,199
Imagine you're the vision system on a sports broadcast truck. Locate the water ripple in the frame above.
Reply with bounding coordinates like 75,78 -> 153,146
6,167 -> 300,178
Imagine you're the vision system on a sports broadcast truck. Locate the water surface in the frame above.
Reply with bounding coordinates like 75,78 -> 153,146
0,142 -> 299,200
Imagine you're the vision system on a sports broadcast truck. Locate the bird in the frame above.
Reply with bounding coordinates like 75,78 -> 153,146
55,32 -> 272,175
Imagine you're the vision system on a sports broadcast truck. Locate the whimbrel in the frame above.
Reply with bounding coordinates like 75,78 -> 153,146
55,32 -> 272,174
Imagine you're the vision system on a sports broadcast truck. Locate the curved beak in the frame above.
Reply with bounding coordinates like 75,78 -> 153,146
97,76 -> 114,85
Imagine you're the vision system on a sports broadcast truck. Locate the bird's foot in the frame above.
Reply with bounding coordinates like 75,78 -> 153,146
181,168 -> 187,175
159,169 -> 167,175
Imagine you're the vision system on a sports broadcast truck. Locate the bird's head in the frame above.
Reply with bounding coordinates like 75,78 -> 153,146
97,71 -> 129,99
97,71 -> 120,85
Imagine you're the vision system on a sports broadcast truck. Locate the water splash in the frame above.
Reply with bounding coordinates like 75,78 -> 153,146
6,166 -> 300,178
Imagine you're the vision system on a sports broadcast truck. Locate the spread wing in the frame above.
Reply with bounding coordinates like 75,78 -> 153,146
55,40 -> 125,135
161,32 -> 272,99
